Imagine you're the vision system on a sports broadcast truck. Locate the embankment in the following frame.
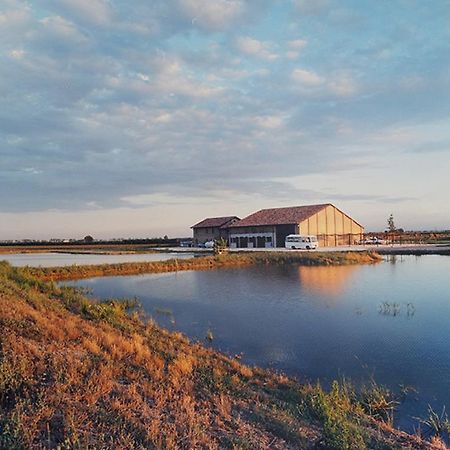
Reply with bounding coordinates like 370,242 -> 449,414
27,251 -> 382,281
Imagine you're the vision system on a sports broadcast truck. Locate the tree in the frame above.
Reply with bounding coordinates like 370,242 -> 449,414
387,214 -> 396,233
83,235 -> 94,243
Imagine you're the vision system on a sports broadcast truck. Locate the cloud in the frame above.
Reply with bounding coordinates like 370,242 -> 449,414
288,39 -> 307,49
409,140 -> 450,154
327,74 -> 359,97
253,115 -> 284,129
293,0 -> 329,15
8,49 -> 25,59
291,69 -> 359,97
57,0 -> 113,26
285,39 -> 307,59
1,0 -> 450,235
176,0 -> 246,31
291,68 -> 324,86
38,15 -> 88,45
236,36 -> 278,60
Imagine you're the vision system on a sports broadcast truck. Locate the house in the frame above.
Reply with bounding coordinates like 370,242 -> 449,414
191,216 -> 240,246
228,204 -> 364,248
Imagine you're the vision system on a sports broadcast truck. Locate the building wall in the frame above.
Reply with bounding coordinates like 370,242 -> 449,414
299,204 -> 364,246
193,227 -> 228,245
229,226 -> 277,248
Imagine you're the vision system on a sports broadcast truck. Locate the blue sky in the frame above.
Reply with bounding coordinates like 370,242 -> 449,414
1,0 -> 449,239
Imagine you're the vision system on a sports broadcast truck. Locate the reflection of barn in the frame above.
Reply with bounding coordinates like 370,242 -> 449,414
228,204 -> 364,248
298,265 -> 359,299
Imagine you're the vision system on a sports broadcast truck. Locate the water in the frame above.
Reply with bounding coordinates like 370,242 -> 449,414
1,251 -> 197,267
65,255 -> 450,431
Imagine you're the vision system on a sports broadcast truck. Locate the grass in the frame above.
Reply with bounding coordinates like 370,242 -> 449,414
23,251 -> 383,281
0,261 -> 441,449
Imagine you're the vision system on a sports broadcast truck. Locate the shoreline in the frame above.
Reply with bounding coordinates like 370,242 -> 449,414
26,251 -> 383,281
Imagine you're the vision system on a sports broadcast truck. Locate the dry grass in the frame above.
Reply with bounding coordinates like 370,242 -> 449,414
0,261 -> 441,449
25,251 -> 382,282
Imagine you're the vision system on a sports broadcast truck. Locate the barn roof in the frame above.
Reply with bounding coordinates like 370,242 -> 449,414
191,216 -> 240,229
228,204 -> 330,227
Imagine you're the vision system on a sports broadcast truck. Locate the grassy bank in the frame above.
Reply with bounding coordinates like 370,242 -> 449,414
0,262 -> 444,449
26,251 -> 382,281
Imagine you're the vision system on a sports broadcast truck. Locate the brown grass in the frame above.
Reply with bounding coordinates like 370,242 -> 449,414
0,262 -> 440,449
25,251 -> 383,282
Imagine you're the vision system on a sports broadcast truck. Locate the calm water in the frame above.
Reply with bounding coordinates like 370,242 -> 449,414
1,252 -> 196,267
66,255 -> 450,431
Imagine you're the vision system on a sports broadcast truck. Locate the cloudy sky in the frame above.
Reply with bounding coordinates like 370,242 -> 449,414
1,0 -> 450,239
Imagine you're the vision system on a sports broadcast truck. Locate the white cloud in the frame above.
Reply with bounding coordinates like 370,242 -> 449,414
327,74 -> 359,97
288,39 -> 308,49
286,51 -> 299,60
254,116 -> 284,130
294,0 -> 329,15
9,49 -> 25,59
291,68 -> 324,86
291,69 -> 359,97
0,5 -> 31,28
236,36 -> 278,60
58,0 -> 112,26
152,56 -> 224,98
39,16 -> 88,43
177,0 -> 245,31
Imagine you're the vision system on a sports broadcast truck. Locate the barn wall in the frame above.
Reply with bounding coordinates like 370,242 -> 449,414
299,205 -> 364,246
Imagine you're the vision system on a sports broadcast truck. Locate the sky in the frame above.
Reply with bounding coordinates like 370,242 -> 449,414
1,0 -> 450,239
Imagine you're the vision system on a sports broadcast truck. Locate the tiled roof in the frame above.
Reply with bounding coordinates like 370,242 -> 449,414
191,216 -> 240,229
228,204 -> 330,227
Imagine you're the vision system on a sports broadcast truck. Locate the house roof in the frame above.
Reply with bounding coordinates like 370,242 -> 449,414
228,204 -> 330,227
191,216 -> 240,229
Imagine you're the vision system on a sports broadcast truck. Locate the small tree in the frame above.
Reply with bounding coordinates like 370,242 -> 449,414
387,214 -> 396,245
214,238 -> 228,255
83,235 -> 94,243
387,214 -> 396,233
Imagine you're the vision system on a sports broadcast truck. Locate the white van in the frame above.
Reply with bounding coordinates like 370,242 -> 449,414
285,235 -> 319,250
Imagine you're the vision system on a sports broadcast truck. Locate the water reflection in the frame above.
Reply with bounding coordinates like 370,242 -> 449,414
297,265 -> 359,302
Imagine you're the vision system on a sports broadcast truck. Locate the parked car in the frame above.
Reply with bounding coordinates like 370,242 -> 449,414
204,240 -> 215,248
358,237 -> 385,245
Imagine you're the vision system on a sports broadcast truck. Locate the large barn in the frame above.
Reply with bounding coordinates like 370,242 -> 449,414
227,204 -> 364,248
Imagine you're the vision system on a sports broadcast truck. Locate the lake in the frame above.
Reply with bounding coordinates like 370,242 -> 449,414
65,255 -> 450,431
1,251 -> 197,267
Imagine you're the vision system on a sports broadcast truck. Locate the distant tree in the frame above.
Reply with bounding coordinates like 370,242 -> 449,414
387,214 -> 396,233
163,235 -> 169,240
83,235 -> 94,243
